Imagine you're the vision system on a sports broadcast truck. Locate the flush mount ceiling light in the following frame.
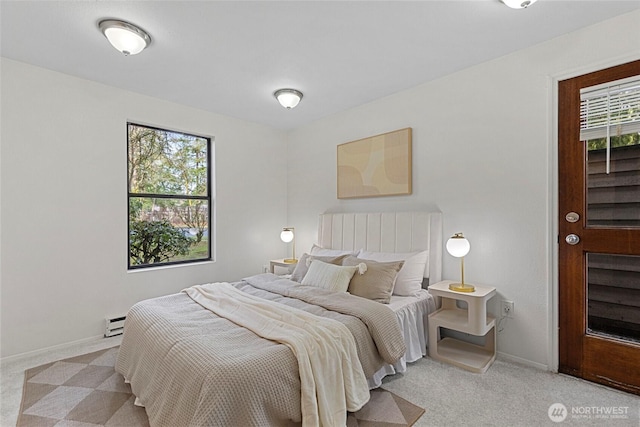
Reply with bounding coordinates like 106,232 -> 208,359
501,0 -> 538,8
99,19 -> 151,56
274,89 -> 303,109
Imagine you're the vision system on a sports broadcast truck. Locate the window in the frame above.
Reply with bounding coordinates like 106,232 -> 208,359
127,123 -> 211,269
580,76 -> 640,227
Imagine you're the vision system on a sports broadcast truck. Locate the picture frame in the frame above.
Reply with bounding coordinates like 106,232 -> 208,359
337,127 -> 412,199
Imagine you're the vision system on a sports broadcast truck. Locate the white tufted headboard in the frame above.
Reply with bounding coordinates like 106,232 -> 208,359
317,212 -> 442,284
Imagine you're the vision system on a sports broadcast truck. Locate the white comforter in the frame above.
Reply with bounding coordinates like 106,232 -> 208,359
184,282 -> 369,427
116,273 -> 406,426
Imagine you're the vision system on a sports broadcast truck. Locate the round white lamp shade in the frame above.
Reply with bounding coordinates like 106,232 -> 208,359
446,233 -> 474,292
446,233 -> 470,258
280,228 -> 296,263
280,229 -> 294,243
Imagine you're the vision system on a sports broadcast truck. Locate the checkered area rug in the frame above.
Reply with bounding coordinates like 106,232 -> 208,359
18,346 -> 424,426
17,346 -> 148,427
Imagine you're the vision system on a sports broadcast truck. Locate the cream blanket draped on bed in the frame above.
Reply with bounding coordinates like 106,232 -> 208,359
184,282 -> 370,427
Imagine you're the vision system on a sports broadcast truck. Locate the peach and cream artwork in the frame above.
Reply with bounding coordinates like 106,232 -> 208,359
337,128 -> 412,199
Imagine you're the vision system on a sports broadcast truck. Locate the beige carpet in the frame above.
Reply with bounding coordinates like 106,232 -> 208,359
18,346 -> 425,427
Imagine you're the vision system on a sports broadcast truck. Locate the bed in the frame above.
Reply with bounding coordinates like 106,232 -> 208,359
116,211 -> 442,426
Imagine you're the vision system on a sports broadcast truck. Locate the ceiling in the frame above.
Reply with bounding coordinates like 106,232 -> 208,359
2,1 -> 638,130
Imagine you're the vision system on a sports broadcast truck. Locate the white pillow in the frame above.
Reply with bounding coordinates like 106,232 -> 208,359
310,244 -> 359,257
357,250 -> 428,296
290,253 -> 349,283
301,260 -> 359,293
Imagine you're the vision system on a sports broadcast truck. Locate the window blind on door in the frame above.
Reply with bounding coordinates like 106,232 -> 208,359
580,77 -> 640,141
580,76 -> 640,174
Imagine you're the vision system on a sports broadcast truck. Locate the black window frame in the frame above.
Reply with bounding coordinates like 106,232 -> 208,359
127,122 -> 212,270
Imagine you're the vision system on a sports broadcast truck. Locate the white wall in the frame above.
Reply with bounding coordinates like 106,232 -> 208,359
286,10 -> 640,368
0,59 -> 288,358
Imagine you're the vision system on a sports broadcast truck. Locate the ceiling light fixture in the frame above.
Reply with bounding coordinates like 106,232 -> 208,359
274,89 -> 303,109
99,19 -> 151,56
501,0 -> 538,9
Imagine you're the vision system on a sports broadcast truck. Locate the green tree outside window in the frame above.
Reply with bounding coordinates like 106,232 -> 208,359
127,123 -> 212,269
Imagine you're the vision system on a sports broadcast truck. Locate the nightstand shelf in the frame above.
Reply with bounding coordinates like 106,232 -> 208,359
428,307 -> 496,333
269,259 -> 297,274
435,338 -> 495,371
428,280 -> 497,373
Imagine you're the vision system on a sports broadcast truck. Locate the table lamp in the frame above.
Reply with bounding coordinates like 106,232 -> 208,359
280,227 -> 297,263
446,232 -> 475,292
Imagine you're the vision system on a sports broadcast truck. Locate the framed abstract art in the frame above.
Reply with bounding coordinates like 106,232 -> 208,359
337,128 -> 412,199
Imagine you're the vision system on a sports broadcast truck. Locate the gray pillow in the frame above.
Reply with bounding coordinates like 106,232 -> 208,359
342,255 -> 404,304
290,253 -> 348,283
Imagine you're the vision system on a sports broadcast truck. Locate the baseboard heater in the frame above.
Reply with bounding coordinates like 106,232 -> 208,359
105,315 -> 126,337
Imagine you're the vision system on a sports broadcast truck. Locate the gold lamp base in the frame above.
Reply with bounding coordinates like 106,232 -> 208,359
283,258 -> 298,264
449,283 -> 475,293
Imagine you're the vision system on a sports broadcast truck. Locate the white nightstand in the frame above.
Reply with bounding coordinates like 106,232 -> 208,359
269,259 -> 297,274
427,280 -> 497,373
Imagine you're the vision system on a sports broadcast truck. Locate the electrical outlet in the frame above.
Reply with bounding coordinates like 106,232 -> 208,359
262,265 -> 269,273
502,300 -> 514,318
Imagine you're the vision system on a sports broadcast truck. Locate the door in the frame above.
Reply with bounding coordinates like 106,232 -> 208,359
558,60 -> 640,395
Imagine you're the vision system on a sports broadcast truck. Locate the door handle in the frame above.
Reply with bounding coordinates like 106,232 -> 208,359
565,234 -> 580,245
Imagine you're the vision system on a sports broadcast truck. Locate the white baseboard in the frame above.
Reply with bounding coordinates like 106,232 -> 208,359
497,351 -> 549,371
0,334 -> 111,365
